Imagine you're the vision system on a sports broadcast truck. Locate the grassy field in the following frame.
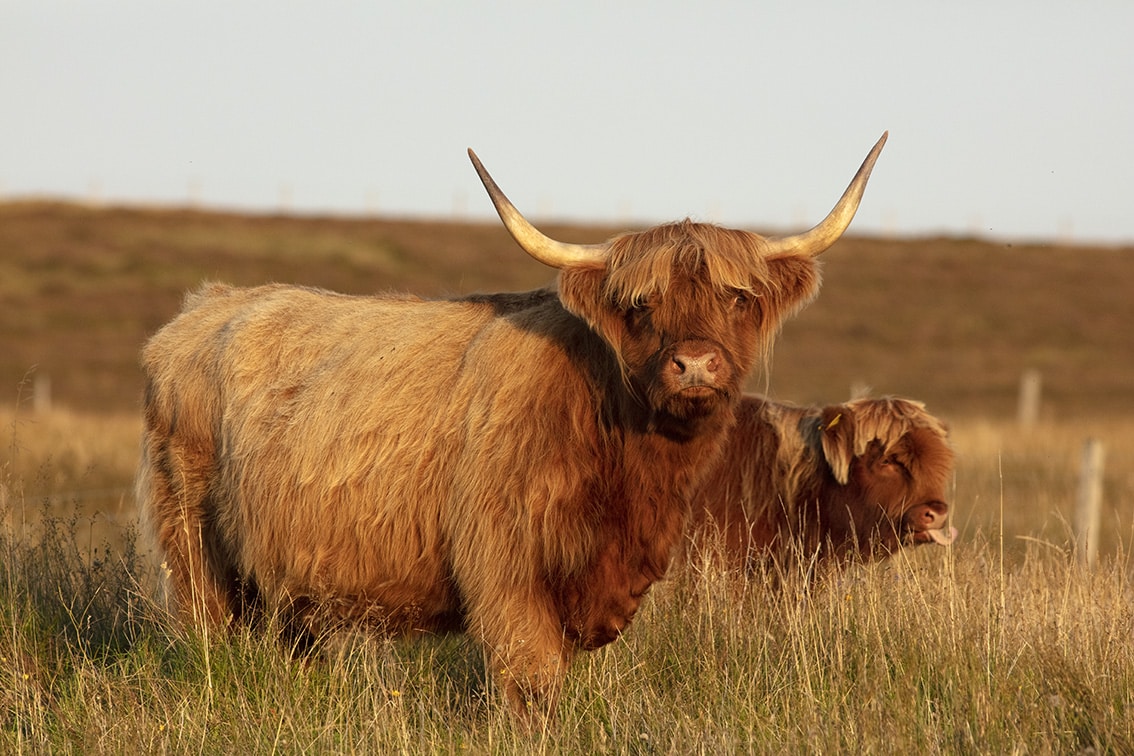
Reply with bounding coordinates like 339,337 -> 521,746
3,418 -> 1132,752
3,201 -> 1134,750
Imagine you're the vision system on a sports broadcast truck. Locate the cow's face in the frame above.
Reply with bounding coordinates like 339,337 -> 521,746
817,401 -> 956,558
557,223 -> 822,436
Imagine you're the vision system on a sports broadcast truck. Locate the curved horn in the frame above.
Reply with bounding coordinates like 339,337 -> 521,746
764,132 -> 888,258
468,149 -> 609,269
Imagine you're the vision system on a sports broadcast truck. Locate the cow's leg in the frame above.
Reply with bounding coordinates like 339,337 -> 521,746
470,596 -> 574,723
491,643 -> 573,724
139,426 -> 238,630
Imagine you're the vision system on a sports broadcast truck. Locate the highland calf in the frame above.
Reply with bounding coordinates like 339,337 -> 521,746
136,135 -> 887,717
689,395 -> 955,580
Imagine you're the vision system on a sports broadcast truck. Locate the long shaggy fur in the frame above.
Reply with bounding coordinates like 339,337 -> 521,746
137,220 -> 823,717
688,395 -> 955,580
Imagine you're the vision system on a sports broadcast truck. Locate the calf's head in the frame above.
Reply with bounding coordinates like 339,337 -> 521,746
469,135 -> 887,436
810,397 -> 956,558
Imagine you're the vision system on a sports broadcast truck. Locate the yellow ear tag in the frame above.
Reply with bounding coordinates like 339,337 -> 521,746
826,413 -> 842,430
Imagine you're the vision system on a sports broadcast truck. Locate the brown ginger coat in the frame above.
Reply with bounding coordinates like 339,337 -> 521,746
690,395 -> 955,579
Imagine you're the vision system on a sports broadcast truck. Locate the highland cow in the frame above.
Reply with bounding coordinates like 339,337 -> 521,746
136,134 -> 887,717
689,394 -> 956,581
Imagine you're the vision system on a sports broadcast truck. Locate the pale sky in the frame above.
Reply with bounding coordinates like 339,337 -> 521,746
3,1 -> 1132,244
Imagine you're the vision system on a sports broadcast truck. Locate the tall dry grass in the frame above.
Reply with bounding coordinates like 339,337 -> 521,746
2,405 -> 1133,751
950,416 -> 1134,563
1,403 -> 140,554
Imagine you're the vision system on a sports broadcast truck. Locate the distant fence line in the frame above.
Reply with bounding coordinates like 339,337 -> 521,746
18,369 -> 1108,564
1013,368 -> 1105,566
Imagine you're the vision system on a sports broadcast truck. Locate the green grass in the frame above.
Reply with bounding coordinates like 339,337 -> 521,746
3,408 -> 1134,752
4,508 -> 1133,752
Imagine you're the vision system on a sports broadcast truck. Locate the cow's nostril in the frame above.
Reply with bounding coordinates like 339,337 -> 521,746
673,352 -> 719,375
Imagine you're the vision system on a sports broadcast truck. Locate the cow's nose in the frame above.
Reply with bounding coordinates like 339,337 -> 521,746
906,501 -> 949,530
920,505 -> 949,530
672,351 -> 719,376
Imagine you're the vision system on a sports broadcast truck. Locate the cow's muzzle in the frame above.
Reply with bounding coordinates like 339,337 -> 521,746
668,341 -> 727,391
901,500 -> 957,546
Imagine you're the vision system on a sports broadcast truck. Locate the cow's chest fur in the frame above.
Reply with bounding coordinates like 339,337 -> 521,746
554,427 -> 726,651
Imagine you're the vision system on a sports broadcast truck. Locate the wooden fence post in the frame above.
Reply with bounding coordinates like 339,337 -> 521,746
1074,438 -> 1105,567
1017,369 -> 1041,428
33,373 -> 52,414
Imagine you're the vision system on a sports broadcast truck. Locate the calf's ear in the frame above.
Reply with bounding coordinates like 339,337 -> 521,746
818,405 -> 856,485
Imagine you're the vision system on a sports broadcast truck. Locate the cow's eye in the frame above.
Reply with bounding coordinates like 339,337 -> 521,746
882,455 -> 909,475
626,298 -> 653,324
629,299 -> 651,315
731,291 -> 752,309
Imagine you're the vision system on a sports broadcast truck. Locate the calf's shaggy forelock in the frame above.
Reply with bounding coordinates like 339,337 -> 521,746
137,135 -> 886,719
689,395 -> 956,580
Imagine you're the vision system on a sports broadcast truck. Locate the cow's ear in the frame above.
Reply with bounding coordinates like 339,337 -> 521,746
760,252 -> 822,325
818,405 -> 855,485
558,266 -> 625,348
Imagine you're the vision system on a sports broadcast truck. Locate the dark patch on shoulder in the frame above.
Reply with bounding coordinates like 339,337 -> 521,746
459,288 -> 560,315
